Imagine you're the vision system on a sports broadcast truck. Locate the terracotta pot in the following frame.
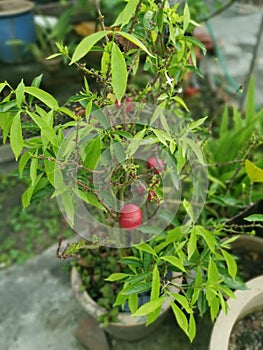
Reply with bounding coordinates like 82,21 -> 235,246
209,235 -> 263,350
71,266 -> 182,341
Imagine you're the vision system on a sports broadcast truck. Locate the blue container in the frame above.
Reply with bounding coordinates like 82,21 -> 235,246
0,1 -> 36,63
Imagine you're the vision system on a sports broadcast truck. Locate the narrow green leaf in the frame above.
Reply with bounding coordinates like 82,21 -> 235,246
221,249 -> 237,279
70,31 -> 111,64
244,214 -> 263,222
133,298 -> 164,316
30,153 -> 38,186
187,228 -> 197,259
15,80 -> 25,108
188,313 -> 196,342
116,31 -> 154,57
19,150 -> 31,176
170,302 -> 189,335
10,112 -> 23,160
150,264 -> 160,301
24,86 -> 59,110
136,242 -> 156,256
127,129 -> 146,156
208,257 -> 219,283
128,294 -> 138,314
77,190 -> 106,211
160,256 -> 186,272
28,112 -> 58,147
111,42 -> 127,103
195,226 -> 216,253
183,4 -> 190,33
61,191 -> 75,226
82,137 -> 101,170
112,0 -> 140,28
105,273 -> 129,281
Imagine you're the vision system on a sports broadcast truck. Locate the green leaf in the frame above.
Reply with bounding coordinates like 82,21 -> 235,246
77,190 -> 106,211
70,31 -> 111,64
160,256 -> 186,272
116,31 -> 154,57
127,128 -> 146,156
244,214 -> 263,222
187,228 -> 197,260
15,80 -> 25,108
136,242 -> 156,256
61,191 -> 75,226
24,86 -> 59,110
19,150 -> 32,176
150,264 -> 160,301
10,112 -> 23,160
133,298 -> 164,316
82,137 -> 101,170
208,257 -> 219,283
183,4 -> 190,33
28,112 -> 58,147
112,0 -> 140,28
105,273 -> 129,281
170,302 -> 189,335
195,226 -> 216,253
111,42 -> 127,103
30,153 -> 38,186
245,159 -> 263,183
128,294 -> 138,314
101,41 -> 112,76
188,313 -> 196,342
221,249 -> 237,279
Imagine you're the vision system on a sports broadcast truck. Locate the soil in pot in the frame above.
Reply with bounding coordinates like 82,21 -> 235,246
229,309 -> 263,350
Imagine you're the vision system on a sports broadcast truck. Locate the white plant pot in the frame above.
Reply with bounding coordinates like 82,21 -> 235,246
209,235 -> 263,350
71,266 -> 182,341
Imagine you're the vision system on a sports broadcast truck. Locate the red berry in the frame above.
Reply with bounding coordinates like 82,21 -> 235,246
115,100 -> 122,109
125,97 -> 132,113
119,204 -> 142,230
136,186 -> 145,195
147,157 -> 165,174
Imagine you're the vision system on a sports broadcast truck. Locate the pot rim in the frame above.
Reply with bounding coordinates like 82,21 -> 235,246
0,1 -> 34,17
71,265 -> 182,328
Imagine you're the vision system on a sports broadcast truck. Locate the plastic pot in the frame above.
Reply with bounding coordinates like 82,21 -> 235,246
0,1 -> 36,63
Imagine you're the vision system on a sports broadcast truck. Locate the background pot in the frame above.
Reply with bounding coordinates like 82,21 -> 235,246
71,266 -> 182,341
0,1 -> 36,63
209,235 -> 263,350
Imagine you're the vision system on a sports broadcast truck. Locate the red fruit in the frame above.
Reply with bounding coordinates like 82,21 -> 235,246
136,186 -> 145,195
125,97 -> 133,113
147,157 -> 165,174
119,204 -> 143,230
115,100 -> 122,109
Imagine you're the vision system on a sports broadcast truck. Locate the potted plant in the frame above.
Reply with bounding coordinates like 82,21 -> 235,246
0,0 -> 262,344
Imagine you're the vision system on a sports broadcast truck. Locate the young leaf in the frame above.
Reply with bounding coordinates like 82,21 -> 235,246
24,86 -> 59,110
105,273 -> 129,281
128,294 -> 138,314
183,4 -> 190,33
160,256 -> 186,272
10,112 -> 23,160
112,0 -> 140,28
70,31 -> 111,64
221,249 -> 237,279
133,298 -> 164,316
15,80 -> 25,108
150,264 -> 160,301
116,31 -> 154,57
170,302 -> 189,335
244,214 -> 263,222
245,159 -> 263,183
188,313 -> 196,342
111,42 -> 127,103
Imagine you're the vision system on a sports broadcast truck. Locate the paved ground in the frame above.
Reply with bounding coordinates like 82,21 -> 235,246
0,242 -> 213,350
